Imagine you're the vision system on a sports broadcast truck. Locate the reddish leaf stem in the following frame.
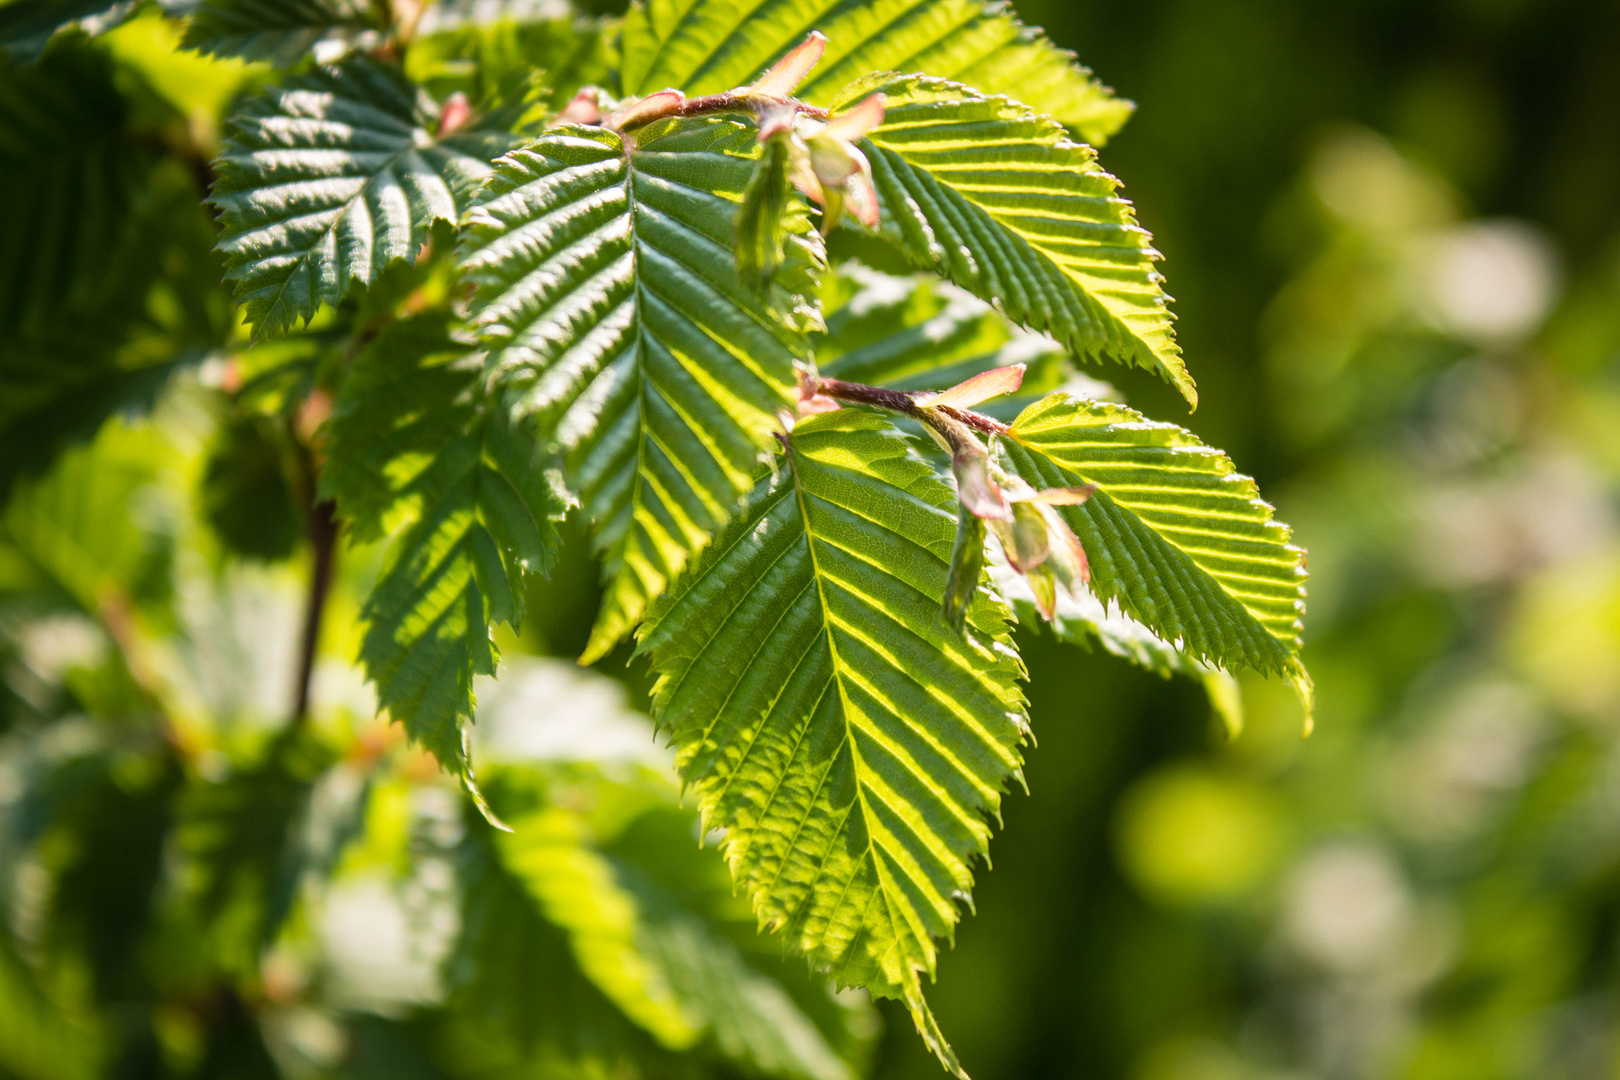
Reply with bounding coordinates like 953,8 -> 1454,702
615,91 -> 829,131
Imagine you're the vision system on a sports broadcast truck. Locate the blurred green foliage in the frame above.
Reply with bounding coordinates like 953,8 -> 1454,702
2,0 -> 1618,1078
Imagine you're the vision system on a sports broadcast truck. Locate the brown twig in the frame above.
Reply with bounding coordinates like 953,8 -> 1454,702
807,375 -> 1010,442
809,376 -> 925,417
288,409 -> 338,729
613,91 -> 829,132
291,496 -> 338,727
938,404 -> 1010,437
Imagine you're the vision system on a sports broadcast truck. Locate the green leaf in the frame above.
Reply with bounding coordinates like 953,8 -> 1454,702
735,133 -> 795,292
618,0 -> 1131,144
448,821 -> 671,1074
407,14 -> 615,120
209,58 -> 516,339
486,766 -> 862,1080
0,0 -> 133,63
639,409 -> 1028,1079
1,44 -> 160,344
999,392 -> 1308,677
324,315 -> 561,783
180,0 -> 384,66
843,76 -> 1195,406
990,557 -> 1245,736
458,119 -> 820,663
319,314 -> 477,543
816,264 -> 1083,418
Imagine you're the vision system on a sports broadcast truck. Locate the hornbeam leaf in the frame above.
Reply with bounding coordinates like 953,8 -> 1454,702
450,823 -> 675,1073
459,119 -> 820,664
815,264 -> 1080,419
990,556 -> 1245,737
618,0 -> 1131,144
999,392 -> 1308,677
841,76 -> 1196,407
209,58 -> 516,339
486,765 -> 862,1080
181,0 -> 384,66
325,315 -> 560,784
639,410 -> 1029,1079
319,314 -> 480,543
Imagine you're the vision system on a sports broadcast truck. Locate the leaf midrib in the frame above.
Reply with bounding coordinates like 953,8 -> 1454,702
782,435 -> 917,978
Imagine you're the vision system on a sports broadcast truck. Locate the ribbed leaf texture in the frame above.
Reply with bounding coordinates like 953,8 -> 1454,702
181,0 -> 383,66
488,766 -> 861,1080
618,0 -> 1131,144
459,119 -> 818,663
639,410 -> 1028,1079
990,557 -> 1245,737
841,75 -> 1195,406
210,58 -> 515,338
817,264 -> 1082,419
991,558 -> 1203,678
1000,393 -> 1307,676
451,820 -> 675,1073
813,269 -> 1244,728
322,315 -> 560,785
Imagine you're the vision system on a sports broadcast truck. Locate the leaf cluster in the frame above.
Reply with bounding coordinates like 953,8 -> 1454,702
0,0 -> 1311,1075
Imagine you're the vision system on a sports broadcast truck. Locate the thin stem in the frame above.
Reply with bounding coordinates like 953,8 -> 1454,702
288,423 -> 338,729
616,92 -> 829,132
292,496 -> 338,727
810,376 -> 925,417
938,404 -> 1010,437
808,375 -> 1009,441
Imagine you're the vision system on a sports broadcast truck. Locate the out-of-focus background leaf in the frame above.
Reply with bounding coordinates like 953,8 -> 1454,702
2,0 -> 1619,1078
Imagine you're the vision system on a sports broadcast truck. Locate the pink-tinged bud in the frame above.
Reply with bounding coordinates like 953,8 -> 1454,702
917,364 -> 1026,409
606,89 -> 684,130
1042,507 -> 1090,587
557,88 -> 602,125
755,103 -> 799,141
748,31 -> 828,99
796,392 -> 841,417
809,135 -> 861,187
952,449 -> 1012,521
986,481 -> 1092,619
1007,501 -> 1052,572
842,151 -> 880,228
1025,562 -> 1059,621
437,92 -> 472,137
821,92 -> 886,142
1030,485 -> 1094,507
